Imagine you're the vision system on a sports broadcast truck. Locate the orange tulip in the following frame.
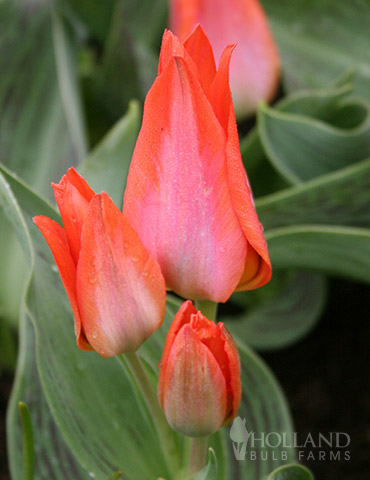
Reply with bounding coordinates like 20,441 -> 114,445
158,300 -> 241,437
123,26 -> 271,303
34,168 -> 166,357
169,0 -> 280,117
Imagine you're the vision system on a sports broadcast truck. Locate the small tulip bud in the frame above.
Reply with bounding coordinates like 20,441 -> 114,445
158,301 -> 241,437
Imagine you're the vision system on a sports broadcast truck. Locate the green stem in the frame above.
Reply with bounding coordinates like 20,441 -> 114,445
194,300 -> 218,321
118,352 -> 180,476
188,436 -> 209,476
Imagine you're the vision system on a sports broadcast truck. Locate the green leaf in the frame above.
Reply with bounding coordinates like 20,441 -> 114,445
266,225 -> 370,285
79,101 -> 141,207
256,157 -> 370,231
7,310 -> 88,480
262,0 -> 370,99
258,100 -> 370,183
0,0 -> 87,322
18,402 -> 35,480
227,272 -> 327,351
186,449 -> 218,480
267,463 -> 314,480
0,0 -> 86,194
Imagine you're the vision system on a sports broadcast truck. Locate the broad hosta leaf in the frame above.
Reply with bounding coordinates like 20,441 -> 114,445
79,101 -> 140,207
262,0 -> 370,99
258,100 -> 370,183
187,449 -> 218,480
267,464 -> 314,480
2,167 -> 295,480
257,157 -> 370,231
226,272 -> 327,351
267,225 -> 370,285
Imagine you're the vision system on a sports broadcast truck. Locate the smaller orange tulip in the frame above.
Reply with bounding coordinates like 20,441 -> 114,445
158,300 -> 241,437
170,0 -> 280,117
34,168 -> 166,357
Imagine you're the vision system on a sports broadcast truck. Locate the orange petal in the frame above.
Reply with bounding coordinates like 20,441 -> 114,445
33,216 -> 91,350
52,167 -> 95,264
158,300 -> 196,406
123,54 -> 247,302
77,193 -> 166,357
183,24 -> 217,93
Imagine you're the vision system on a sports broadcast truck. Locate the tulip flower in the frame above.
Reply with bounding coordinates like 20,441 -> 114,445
169,0 -> 280,117
123,26 -> 271,303
158,300 -> 241,437
34,168 -> 166,357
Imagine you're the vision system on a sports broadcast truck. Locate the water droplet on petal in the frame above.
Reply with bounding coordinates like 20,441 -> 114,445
91,331 -> 98,339
89,272 -> 96,283
142,271 -> 149,276
131,255 -> 139,262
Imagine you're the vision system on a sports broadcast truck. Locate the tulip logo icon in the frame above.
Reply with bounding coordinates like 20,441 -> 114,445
230,416 -> 250,460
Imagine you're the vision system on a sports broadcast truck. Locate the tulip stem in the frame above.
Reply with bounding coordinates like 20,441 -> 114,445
194,300 -> 218,321
118,352 -> 180,476
188,436 -> 209,475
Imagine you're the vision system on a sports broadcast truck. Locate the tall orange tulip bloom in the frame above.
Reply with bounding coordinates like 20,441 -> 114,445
34,168 -> 166,357
123,26 -> 271,303
169,0 -> 280,117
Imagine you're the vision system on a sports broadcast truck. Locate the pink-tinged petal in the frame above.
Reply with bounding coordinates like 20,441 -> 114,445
161,323 -> 227,437
77,193 -> 166,357
158,300 -> 196,405
183,24 -> 217,93
170,0 -> 280,117
52,167 -> 95,264
33,216 -> 91,350
123,55 -> 247,302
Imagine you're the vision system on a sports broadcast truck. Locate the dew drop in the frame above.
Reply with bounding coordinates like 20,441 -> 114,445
142,271 -> 149,276
89,272 -> 96,283
51,264 -> 58,273
131,255 -> 139,262
91,331 -> 98,339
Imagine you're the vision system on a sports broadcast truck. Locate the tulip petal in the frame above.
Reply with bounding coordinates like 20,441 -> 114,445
158,300 -> 196,405
162,323 -> 227,437
219,324 -> 242,423
77,193 -> 166,357
209,43 -> 272,289
183,24 -> 217,92
33,216 -> 91,350
123,54 -> 247,302
52,167 -> 95,264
